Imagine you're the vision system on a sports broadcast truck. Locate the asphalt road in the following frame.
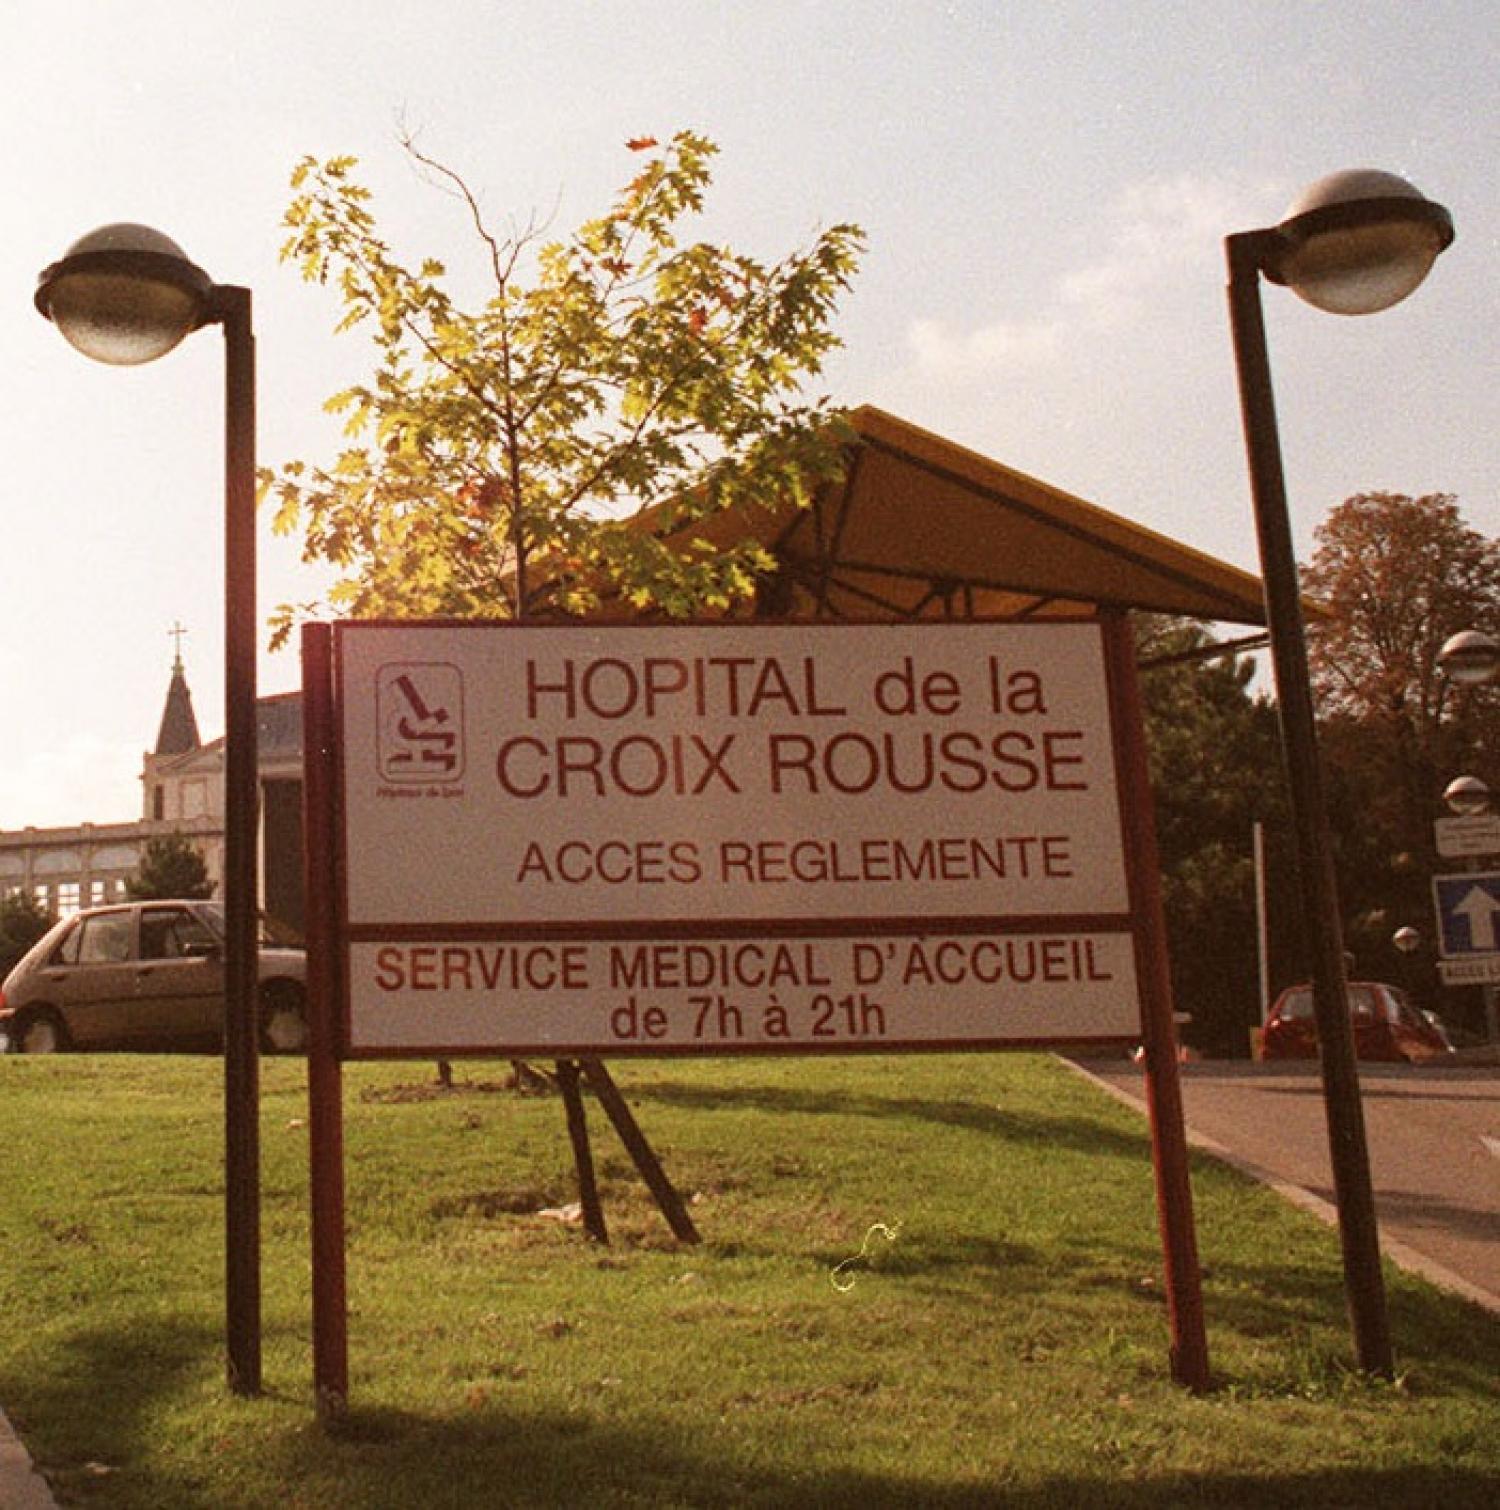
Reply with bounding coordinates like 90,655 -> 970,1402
1068,1056 -> 1500,1312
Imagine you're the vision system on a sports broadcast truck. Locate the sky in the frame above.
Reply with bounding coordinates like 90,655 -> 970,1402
1,0 -> 1495,830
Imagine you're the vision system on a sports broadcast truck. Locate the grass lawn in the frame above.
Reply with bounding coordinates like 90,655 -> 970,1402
0,1051 -> 1496,1508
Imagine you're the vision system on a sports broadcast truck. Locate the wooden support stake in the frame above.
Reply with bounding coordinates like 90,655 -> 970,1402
555,1059 -> 608,1244
581,1059 -> 701,1244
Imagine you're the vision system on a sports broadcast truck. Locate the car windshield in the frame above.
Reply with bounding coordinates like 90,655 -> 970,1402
1278,989 -> 1314,1021
1349,986 -> 1379,1019
196,904 -> 303,949
1277,985 -> 1383,1022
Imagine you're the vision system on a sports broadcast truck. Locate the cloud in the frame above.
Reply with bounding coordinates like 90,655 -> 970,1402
908,172 -> 1276,379
907,313 -> 1063,380
1060,175 -> 1250,321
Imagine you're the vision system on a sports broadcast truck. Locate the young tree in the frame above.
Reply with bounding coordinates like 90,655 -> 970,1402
127,834 -> 214,901
261,131 -> 865,638
0,891 -> 54,977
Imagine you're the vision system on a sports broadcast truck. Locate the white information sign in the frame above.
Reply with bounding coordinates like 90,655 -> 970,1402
329,621 -> 1142,1054
1434,813 -> 1500,859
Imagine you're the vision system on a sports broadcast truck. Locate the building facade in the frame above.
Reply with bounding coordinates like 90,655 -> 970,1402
0,657 -> 307,932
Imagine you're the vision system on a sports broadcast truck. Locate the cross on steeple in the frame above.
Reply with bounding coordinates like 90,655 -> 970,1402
168,620 -> 188,672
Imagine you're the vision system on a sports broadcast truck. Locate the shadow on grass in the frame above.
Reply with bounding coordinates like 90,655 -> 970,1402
1378,1281 -> 1500,1394
1195,1245 -> 1500,1398
810,1229 -> 1048,1308
616,1076 -> 1147,1163
4,1314 -> 223,1502
9,1228 -> 1497,1507
14,1289 -> 1498,1509
253,1399 -> 1500,1510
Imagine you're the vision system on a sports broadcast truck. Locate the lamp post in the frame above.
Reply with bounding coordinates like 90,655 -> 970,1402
35,224 -> 262,1396
1226,169 -> 1454,1377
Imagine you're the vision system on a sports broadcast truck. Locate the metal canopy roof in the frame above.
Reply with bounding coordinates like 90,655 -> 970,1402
655,406 -> 1268,627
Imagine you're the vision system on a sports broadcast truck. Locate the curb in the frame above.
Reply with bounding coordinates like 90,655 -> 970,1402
1057,1054 -> 1500,1316
0,1406 -> 58,1509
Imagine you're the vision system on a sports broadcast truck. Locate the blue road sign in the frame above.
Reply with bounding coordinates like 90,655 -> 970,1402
1432,871 -> 1500,958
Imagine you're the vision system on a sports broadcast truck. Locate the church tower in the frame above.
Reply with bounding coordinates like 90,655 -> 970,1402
141,629 -> 218,824
153,636 -> 202,757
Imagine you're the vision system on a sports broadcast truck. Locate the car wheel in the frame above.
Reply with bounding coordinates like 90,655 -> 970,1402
15,1009 -> 68,1054
260,983 -> 308,1054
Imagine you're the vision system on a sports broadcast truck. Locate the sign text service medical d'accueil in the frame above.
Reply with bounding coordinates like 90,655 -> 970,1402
332,620 -> 1142,1055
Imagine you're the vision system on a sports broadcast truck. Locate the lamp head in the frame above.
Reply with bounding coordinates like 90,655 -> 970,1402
1444,774 -> 1491,817
36,224 -> 214,365
1438,628 -> 1500,687
1265,169 -> 1454,316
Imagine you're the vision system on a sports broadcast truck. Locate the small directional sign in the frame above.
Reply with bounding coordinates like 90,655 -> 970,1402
1432,872 -> 1500,958
1438,954 -> 1500,986
1434,813 -> 1500,859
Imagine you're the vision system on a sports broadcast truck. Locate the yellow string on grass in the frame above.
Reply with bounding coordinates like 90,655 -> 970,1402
829,1220 -> 902,1292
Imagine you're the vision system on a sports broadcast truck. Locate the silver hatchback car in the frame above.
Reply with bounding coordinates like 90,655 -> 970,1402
0,900 -> 307,1054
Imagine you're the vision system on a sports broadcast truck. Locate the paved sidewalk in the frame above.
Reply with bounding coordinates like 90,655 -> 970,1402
1064,1055 -> 1500,1314
0,1406 -> 58,1509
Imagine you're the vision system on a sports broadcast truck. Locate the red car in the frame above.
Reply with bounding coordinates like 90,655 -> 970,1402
1263,981 -> 1452,1064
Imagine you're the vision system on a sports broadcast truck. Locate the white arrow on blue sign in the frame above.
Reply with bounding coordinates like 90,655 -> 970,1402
1432,872 -> 1500,957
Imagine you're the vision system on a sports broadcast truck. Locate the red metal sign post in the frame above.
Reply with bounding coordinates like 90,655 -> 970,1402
303,624 -> 349,1420
1102,611 -> 1210,1391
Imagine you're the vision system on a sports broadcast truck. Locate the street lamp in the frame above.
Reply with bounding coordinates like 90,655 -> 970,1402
36,224 -> 262,1396
1443,775 -> 1491,817
1390,924 -> 1424,1009
1438,629 -> 1500,688
1226,169 -> 1454,1378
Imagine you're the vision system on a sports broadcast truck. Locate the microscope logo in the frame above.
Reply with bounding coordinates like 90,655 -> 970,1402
376,663 -> 465,786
